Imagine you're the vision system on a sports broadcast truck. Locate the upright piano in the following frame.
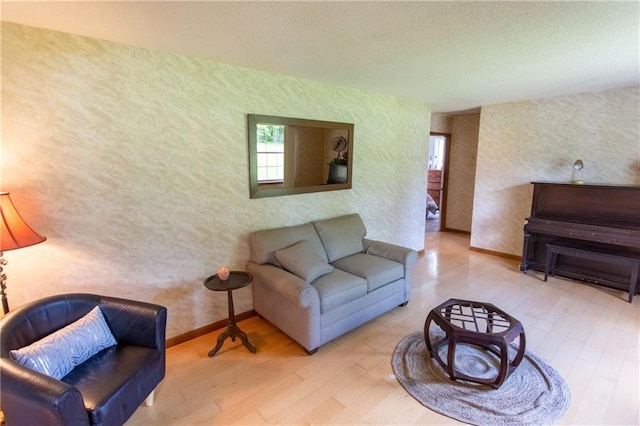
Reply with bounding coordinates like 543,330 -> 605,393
521,182 -> 640,294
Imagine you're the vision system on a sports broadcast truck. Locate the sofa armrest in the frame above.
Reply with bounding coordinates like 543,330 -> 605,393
99,296 -> 167,350
0,358 -> 90,425
247,261 -> 321,352
246,262 -> 317,308
363,239 -> 418,268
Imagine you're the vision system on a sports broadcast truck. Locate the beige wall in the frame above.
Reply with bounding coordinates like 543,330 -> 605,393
430,114 -> 453,134
429,113 -> 480,233
1,23 -> 431,337
446,114 -> 480,232
292,127 -> 324,187
471,86 -> 640,256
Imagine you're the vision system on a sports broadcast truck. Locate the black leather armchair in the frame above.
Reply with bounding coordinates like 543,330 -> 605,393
0,293 -> 167,426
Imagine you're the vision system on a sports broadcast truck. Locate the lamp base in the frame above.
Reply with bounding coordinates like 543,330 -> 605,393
1,256 -> 9,314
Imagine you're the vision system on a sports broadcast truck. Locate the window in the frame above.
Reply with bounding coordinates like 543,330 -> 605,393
428,135 -> 445,170
256,124 -> 285,182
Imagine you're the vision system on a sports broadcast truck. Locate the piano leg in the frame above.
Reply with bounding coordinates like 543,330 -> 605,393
521,228 -> 531,273
629,262 -> 639,303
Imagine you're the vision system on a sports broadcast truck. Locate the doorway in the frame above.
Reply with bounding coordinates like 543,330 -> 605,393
426,132 -> 450,234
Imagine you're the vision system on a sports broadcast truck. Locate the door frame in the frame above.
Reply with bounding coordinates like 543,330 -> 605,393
429,132 -> 451,232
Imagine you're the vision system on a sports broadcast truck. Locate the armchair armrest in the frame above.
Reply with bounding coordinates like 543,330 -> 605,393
363,239 -> 418,268
99,296 -> 167,350
0,359 -> 89,425
246,262 -> 318,308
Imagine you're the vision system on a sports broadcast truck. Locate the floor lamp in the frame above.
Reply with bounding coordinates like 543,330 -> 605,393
0,192 -> 46,315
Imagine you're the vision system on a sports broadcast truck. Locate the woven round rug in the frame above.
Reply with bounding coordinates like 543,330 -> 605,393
392,331 -> 571,426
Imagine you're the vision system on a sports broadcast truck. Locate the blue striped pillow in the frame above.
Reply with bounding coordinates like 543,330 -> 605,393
10,305 -> 117,380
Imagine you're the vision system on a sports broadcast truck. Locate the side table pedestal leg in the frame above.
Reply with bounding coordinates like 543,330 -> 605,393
208,289 -> 256,356
237,326 -> 256,353
208,326 -> 232,357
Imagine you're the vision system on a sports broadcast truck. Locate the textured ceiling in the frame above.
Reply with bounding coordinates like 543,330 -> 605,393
2,1 -> 639,113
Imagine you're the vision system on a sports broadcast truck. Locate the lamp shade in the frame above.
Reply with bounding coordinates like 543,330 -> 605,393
0,192 -> 46,252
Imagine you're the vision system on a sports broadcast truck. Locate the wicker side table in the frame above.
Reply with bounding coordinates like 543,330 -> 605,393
424,298 -> 526,388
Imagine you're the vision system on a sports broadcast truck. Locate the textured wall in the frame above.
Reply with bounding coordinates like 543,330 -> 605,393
1,23 -> 431,337
445,114 -> 480,232
471,86 -> 640,256
428,113 -> 479,233
430,114 -> 453,134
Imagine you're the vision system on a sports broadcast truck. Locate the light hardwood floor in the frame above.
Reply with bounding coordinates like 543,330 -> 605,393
127,232 -> 640,425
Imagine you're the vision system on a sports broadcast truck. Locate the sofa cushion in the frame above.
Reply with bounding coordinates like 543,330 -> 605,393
10,306 -> 117,380
275,240 -> 334,282
250,223 -> 328,267
313,213 -> 367,263
331,253 -> 404,292
311,269 -> 367,313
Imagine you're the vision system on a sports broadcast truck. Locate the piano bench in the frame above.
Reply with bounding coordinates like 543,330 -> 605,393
545,243 -> 640,303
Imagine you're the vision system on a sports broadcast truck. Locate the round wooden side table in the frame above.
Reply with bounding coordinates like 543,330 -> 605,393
204,271 -> 256,357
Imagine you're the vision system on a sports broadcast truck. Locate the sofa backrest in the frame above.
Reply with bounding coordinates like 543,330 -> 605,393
313,213 -> 367,263
249,222 -> 328,266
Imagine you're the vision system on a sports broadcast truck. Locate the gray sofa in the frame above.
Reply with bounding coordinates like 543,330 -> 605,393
247,213 -> 418,354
